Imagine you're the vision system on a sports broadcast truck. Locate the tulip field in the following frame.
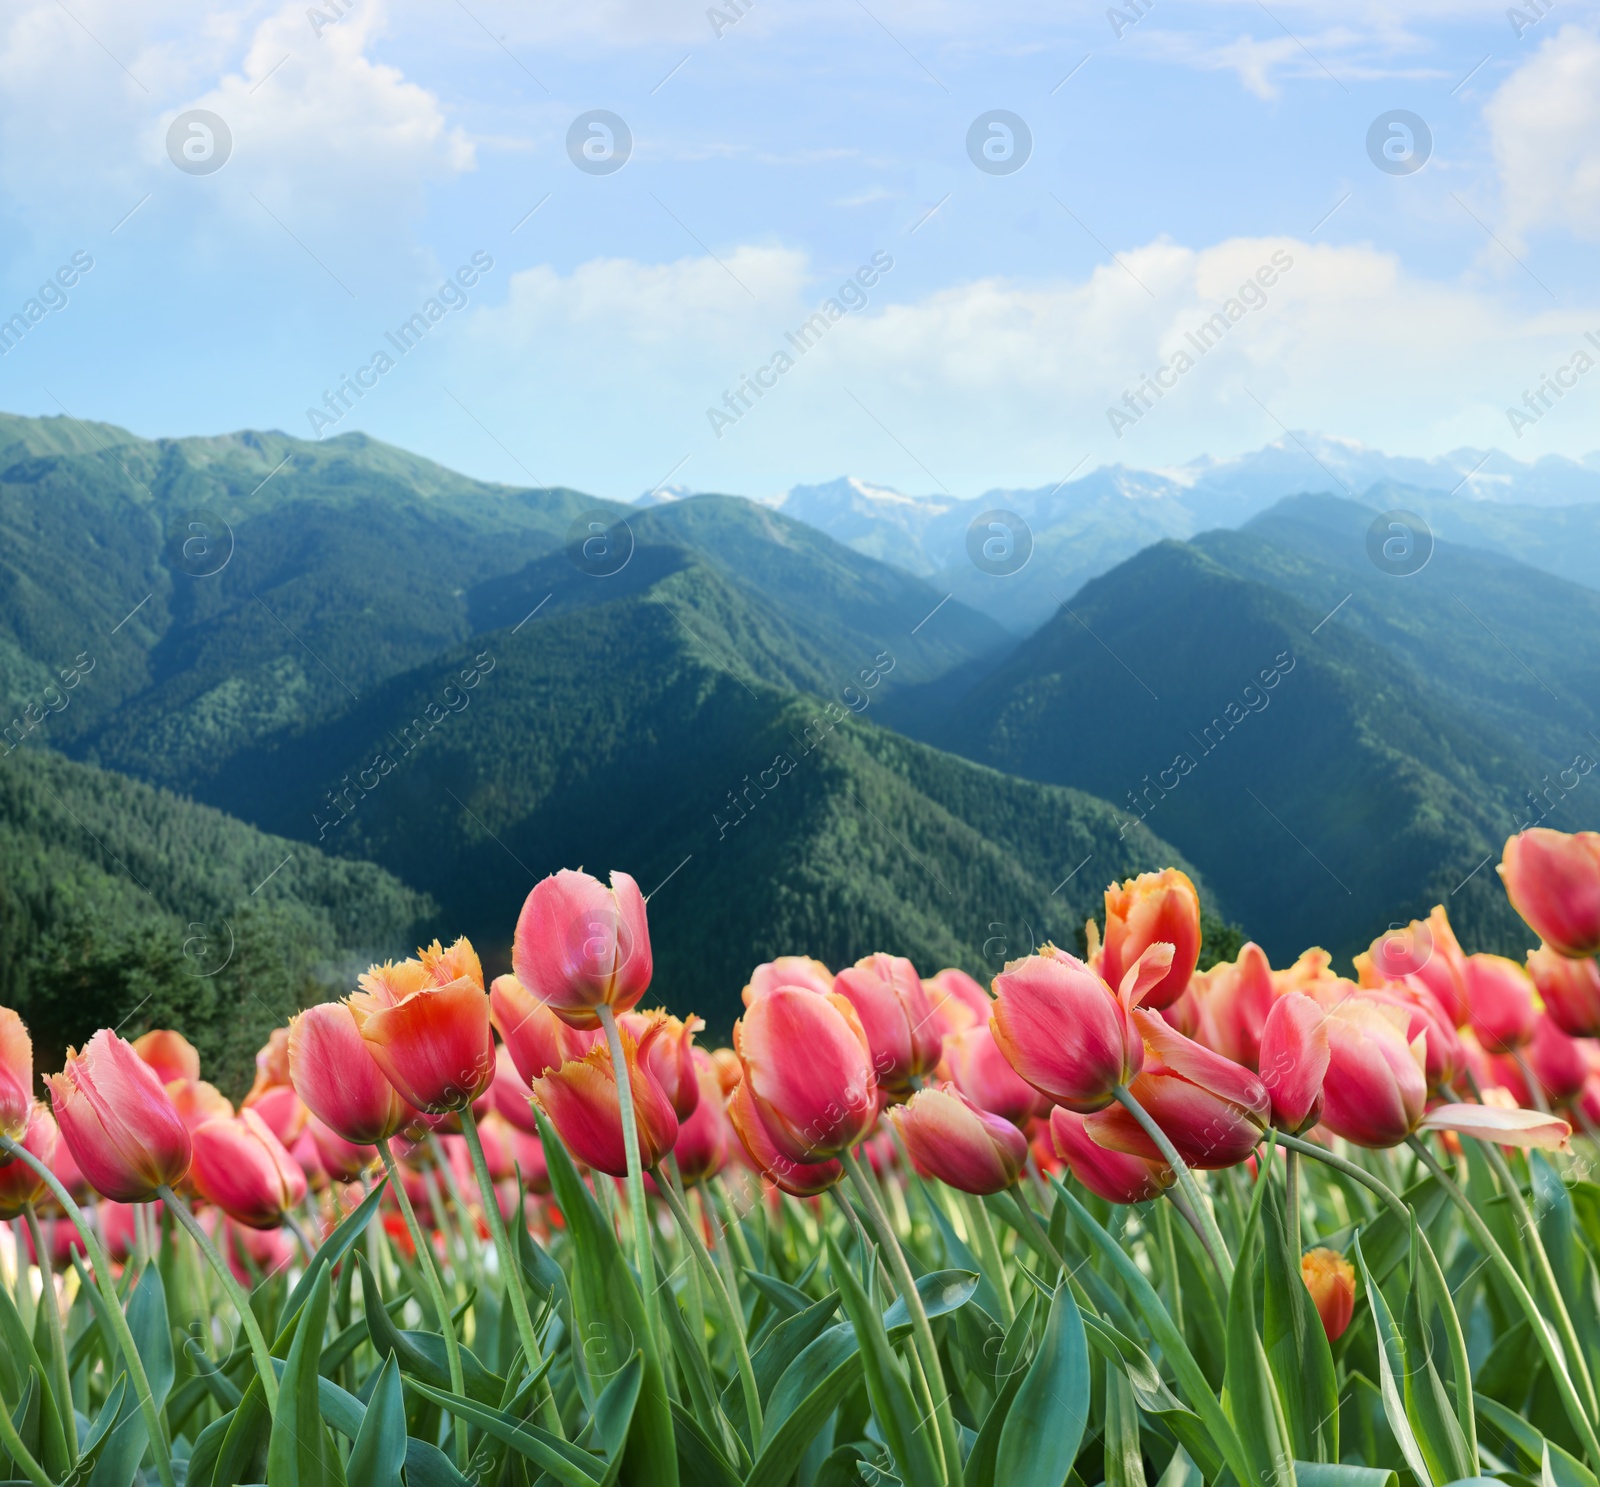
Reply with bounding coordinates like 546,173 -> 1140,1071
3,835 -> 1600,1487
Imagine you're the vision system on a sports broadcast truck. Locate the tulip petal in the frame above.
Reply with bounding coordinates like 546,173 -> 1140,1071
1419,1101 -> 1572,1150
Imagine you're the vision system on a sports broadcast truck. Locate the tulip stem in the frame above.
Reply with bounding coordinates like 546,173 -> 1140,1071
20,1201 -> 75,1465
0,1135 -> 177,1487
1284,1147 -> 1301,1260
961,1191 -> 1014,1324
652,1165 -> 764,1446
598,1004 -> 660,1352
1113,1084 -> 1234,1290
378,1138 -> 471,1470
842,1147 -> 963,1487
157,1186 -> 279,1412
1405,1137 -> 1600,1466
460,1109 -> 565,1438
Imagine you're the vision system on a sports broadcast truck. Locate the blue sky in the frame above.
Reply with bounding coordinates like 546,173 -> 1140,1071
0,0 -> 1597,500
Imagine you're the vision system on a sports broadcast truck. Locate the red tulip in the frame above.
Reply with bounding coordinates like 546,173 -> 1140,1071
485,1044 -> 538,1134
832,954 -> 942,1096
1050,1107 -> 1173,1204
991,943 -> 1168,1113
1301,1248 -> 1356,1341
348,940 -> 496,1113
288,1001 -> 412,1144
1527,946 -> 1600,1038
742,956 -> 833,1005
1186,942 -> 1278,1068
1100,868 -> 1201,1012
673,1049 -> 731,1186
512,869 -> 653,1029
620,1011 -> 702,1120
726,1079 -> 843,1195
1465,953 -> 1538,1054
191,1109 -> 308,1229
887,1084 -> 1029,1195
923,968 -> 992,1040
530,1022 -> 679,1177
47,1031 -> 192,1202
941,1024 -> 1042,1126
0,1102 -> 57,1219
733,986 -> 877,1161
1318,997 -> 1428,1148
1085,1013 -> 1270,1169
0,1007 -> 34,1141
1257,992 -> 1330,1133
1500,829 -> 1600,959
304,1114 -> 377,1183
1525,1016 -> 1591,1105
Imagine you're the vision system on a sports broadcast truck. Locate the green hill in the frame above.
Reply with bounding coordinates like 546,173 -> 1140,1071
0,744 -> 431,1093
933,540 -> 1557,968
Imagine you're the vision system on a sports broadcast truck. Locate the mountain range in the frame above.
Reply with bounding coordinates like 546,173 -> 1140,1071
3,411 -> 1595,1075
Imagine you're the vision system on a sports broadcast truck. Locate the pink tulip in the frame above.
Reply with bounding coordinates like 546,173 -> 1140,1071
733,986 -> 877,1162
1465,953 -> 1538,1054
1500,829 -> 1600,959
1050,1107 -> 1174,1204
619,1011 -> 702,1120
942,1023 -> 1043,1126
486,1044 -> 539,1134
1318,997 -> 1428,1148
832,954 -> 942,1096
1100,869 -> 1201,1011
887,1084 -> 1028,1195
990,943 -> 1169,1113
507,1125 -> 551,1195
1527,946 -> 1600,1038
1525,1016 -> 1591,1105
167,1079 -> 233,1133
923,968 -> 992,1040
243,1084 -> 309,1146
288,1001 -> 414,1145
1257,992 -> 1329,1133
726,1079 -> 843,1195
530,1022 -> 679,1178
512,869 -> 653,1029
0,1006 -> 34,1141
47,1031 -> 192,1202
673,1049 -> 731,1186
190,1108 -> 308,1229
742,956 -> 834,1005
131,1029 -> 202,1087
245,1027 -> 291,1104
223,1219 -> 296,1283
0,1102 -> 57,1219
1363,982 -> 1464,1092
1187,942 -> 1278,1069
490,973 -> 598,1083
305,1114 -> 377,1183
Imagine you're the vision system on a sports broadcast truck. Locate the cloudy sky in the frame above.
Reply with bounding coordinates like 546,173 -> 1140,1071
0,0 -> 1596,499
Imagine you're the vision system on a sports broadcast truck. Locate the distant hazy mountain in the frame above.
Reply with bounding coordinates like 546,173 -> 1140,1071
729,436 -> 1600,632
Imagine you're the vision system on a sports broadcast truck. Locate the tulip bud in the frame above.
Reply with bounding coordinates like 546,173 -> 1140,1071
1500,828 -> 1600,959
1301,1247 -> 1356,1341
530,1022 -> 679,1177
167,1078 -> 233,1133
833,954 -> 942,1096
0,1007 -> 34,1141
887,1084 -> 1029,1195
733,986 -> 878,1161
990,944 -> 1154,1113
245,1027 -> 291,1105
490,973 -> 591,1086
190,1109 -> 308,1229
289,1002 -> 413,1144
47,1030 -> 192,1202
512,869 -> 653,1029
1258,992 -> 1329,1133
743,956 -> 833,1005
1050,1106 -> 1173,1204
1318,997 -> 1428,1148
1187,942 -> 1278,1069
1527,946 -> 1600,1038
942,1023 -> 1044,1126
0,1101 -> 57,1219
348,940 -> 496,1113
923,968 -> 992,1041
131,1029 -> 201,1087
1100,869 -> 1201,1011
305,1113 -> 378,1183
726,1078 -> 843,1195
673,1049 -> 731,1186
1465,953 -> 1538,1054
1525,1015 -> 1590,1105
620,1010 -> 702,1120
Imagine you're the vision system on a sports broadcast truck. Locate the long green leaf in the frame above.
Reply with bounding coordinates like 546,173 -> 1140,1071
267,1260 -> 334,1487
401,1373 -> 603,1487
347,1352 -> 407,1487
1401,1226 -> 1474,1486
995,1281 -> 1091,1487
1353,1231 -> 1433,1487
1105,1355 -> 1148,1487
1262,1179 -> 1338,1464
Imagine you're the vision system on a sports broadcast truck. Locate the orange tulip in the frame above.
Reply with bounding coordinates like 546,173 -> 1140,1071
673,1049 -> 731,1186
1050,1106 -> 1174,1204
726,1078 -> 843,1195
1500,828 -> 1600,959
190,1108 -> 308,1229
131,1029 -> 201,1087
620,1010 -> 702,1120
887,1084 -> 1028,1195
288,1000 -> 413,1144
0,1006 -> 34,1141
0,1101 -> 57,1219
710,1047 -> 743,1095
833,953 -> 942,1096
47,1030 -> 192,1202
349,939 -> 496,1113
167,1078 -> 234,1132
511,869 -> 653,1029
1527,946 -> 1600,1038
742,956 -> 833,1005
1301,1248 -> 1356,1341
941,1023 -> 1042,1126
530,1022 -> 679,1177
733,985 -> 878,1162
1100,868 -> 1201,1012
1464,953 -> 1538,1054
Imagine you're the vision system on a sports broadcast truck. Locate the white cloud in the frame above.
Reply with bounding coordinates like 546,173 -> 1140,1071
1486,25 -> 1600,246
